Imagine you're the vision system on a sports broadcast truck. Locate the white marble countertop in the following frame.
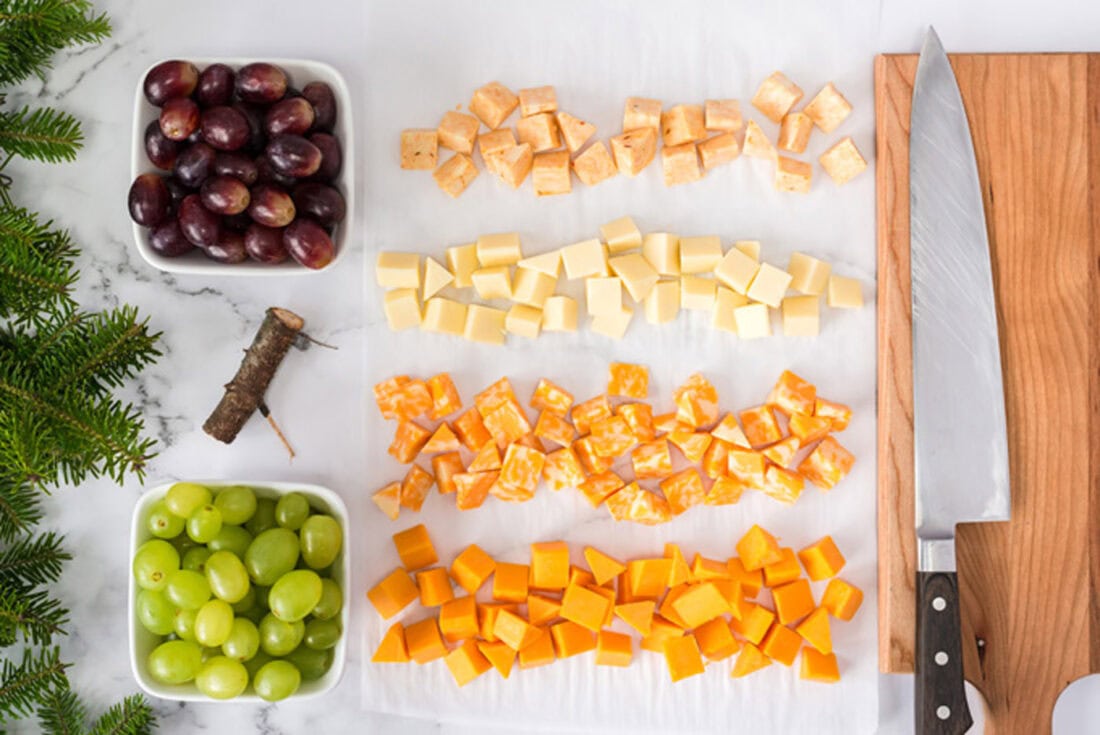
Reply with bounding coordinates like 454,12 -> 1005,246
10,0 -> 1100,732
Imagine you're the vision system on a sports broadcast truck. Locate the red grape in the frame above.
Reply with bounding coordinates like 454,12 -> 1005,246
200,176 -> 251,215
174,142 -> 217,188
223,212 -> 253,232
160,98 -> 200,141
292,183 -> 345,228
233,103 -> 267,153
200,106 -> 250,151
264,98 -> 315,137
214,153 -> 259,186
235,63 -> 288,104
266,135 -> 321,178
144,60 -> 199,106
144,121 -> 181,170
197,63 -> 235,107
308,133 -> 342,182
128,174 -> 172,226
302,82 -> 336,132
178,194 -> 221,248
283,218 -> 335,269
255,155 -> 296,188
164,178 -> 190,209
247,184 -> 295,227
244,223 -> 289,264
203,230 -> 247,264
149,220 -> 195,257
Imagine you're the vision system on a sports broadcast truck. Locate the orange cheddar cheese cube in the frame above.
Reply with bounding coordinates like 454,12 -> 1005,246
393,524 -> 438,570
712,413 -> 751,448
821,578 -> 863,621
739,405 -> 781,448
660,468 -> 706,516
772,579 -> 815,624
542,447 -> 586,491
372,621 -> 408,662
694,617 -> 741,660
569,565 -> 597,588
795,606 -> 832,654
618,402 -> 656,442
658,584 -> 691,629
373,376 -> 411,420
477,640 -> 516,679
493,608 -> 540,651
475,377 -> 517,416
798,436 -> 855,490
641,616 -> 685,653
762,436 -> 801,468
578,469 -> 625,507
608,362 -> 649,399
632,439 -> 673,479
484,397 -> 532,449
450,544 -> 495,593
763,464 -> 805,505
798,536 -> 846,580
668,429 -> 712,463
691,554 -> 731,581
586,584 -> 616,627
494,443 -> 545,501
421,423 -> 461,455
550,620 -> 596,658
389,421 -> 432,464
468,442 -> 501,472
432,452 -> 464,495
596,629 -> 634,667
584,546 -> 626,586
763,547 -> 802,587
518,626 -> 555,669
704,476 -> 746,506
560,583 -> 612,632
672,373 -> 720,428
444,639 -> 492,686
614,600 -> 655,636
372,482 -> 401,520
768,370 -> 817,416
727,448 -> 767,489
814,397 -> 852,431
574,436 -> 613,474
478,603 -> 516,642
727,557 -> 764,597
367,568 -> 420,619
730,603 -> 775,645
534,410 -> 575,447
454,470 -> 497,510
392,379 -> 433,422
530,541 -> 570,590
665,543 -> 693,588
702,438 -> 731,479
571,394 -> 612,436
453,408 -> 492,451
801,647 -> 840,683
405,616 -> 448,664
438,595 -> 479,642
731,641 -> 772,677
672,582 -> 730,628
626,558 -> 673,599
607,483 -> 671,525
712,579 -> 743,617
530,378 -> 574,416
760,622 -> 802,666
493,562 -> 530,603
736,524 -> 784,571
589,414 -> 636,457
417,567 -> 454,607
663,635 -> 705,682
527,593 -> 562,626
788,413 -> 833,444
427,373 -> 463,419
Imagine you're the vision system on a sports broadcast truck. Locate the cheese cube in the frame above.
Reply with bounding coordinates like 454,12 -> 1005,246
512,267 -> 556,308
698,133 -> 740,170
447,243 -> 478,288
572,141 -> 617,186
401,129 -> 437,170
542,295 -> 578,332
384,289 -> 421,330
533,151 -> 571,196
590,305 -> 633,339
433,153 -> 478,198
645,280 -> 680,324
680,275 -> 717,310
781,296 -> 820,336
733,303 -> 771,338
788,253 -> 831,295
562,238 -> 608,279
376,252 -> 420,289
661,104 -> 705,146
470,81 -> 518,129
477,233 -> 522,267
556,111 -> 596,152
775,156 -> 812,193
623,97 -> 661,131
752,71 -> 804,123
642,233 -> 679,276
488,143 -> 533,189
827,274 -> 863,308
423,257 -> 454,299
464,304 -> 507,345
506,304 -> 543,339
804,83 -> 852,133
679,236 -> 723,274
438,111 -> 480,154
661,142 -> 702,186
743,120 -> 775,159
517,112 -> 561,152
778,112 -> 813,154
517,249 -> 561,277
746,263 -> 793,307
714,247 -> 760,294
478,128 -> 516,161
610,253 -> 659,302
422,297 -> 467,335
519,85 -> 557,117
705,99 -> 742,132
471,266 -> 512,300
819,137 -> 867,185
601,216 -> 642,254
712,287 -> 749,333
610,128 -> 657,177
734,240 -> 761,261
586,276 -> 622,316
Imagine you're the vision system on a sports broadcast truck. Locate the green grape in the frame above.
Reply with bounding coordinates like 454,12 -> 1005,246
214,485 -> 257,525
259,613 -> 304,656
181,547 -> 211,573
284,645 -> 333,681
147,639 -> 202,685
303,618 -> 341,650
243,650 -> 273,680
186,504 -> 223,543
207,525 -> 252,558
299,515 -> 342,570
164,569 -> 211,610
165,482 -> 212,519
133,539 -> 180,591
244,528 -> 299,585
174,607 -> 198,642
205,550 -> 251,603
222,617 -> 260,662
245,498 -> 277,536
200,646 -> 222,663
253,585 -> 270,610
274,492 -> 310,530
268,569 -> 323,622
195,655 -> 248,700
136,589 -> 176,635
231,586 -> 256,614
252,659 -> 301,702
147,501 -> 185,539
194,599 -> 234,647
311,578 -> 343,620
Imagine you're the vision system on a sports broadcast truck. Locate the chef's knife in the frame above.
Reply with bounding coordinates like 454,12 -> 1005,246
909,27 -> 1012,735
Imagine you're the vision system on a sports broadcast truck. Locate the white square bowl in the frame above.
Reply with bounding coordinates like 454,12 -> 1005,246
130,58 -> 354,275
129,480 -> 349,701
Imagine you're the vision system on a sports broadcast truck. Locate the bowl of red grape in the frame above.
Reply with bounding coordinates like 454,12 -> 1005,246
129,59 -> 353,273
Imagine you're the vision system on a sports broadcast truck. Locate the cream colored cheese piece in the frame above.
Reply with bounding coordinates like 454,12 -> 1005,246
463,303 -> 507,345
376,252 -> 420,289
642,232 -> 680,276
542,295 -> 578,331
561,238 -> 609,279
506,304 -> 543,339
518,86 -> 557,117
746,262 -> 793,308
704,99 -> 742,132
476,232 -> 523,267
590,304 -> 634,340
743,120 -> 775,160
712,286 -> 749,334
751,71 -> 804,123
775,155 -> 813,193
517,249 -> 561,277
819,137 -> 868,185
680,275 -> 717,311
471,266 -> 512,300
601,216 -> 643,254
827,274 -> 863,308
586,276 -> 623,316
512,267 -> 556,308
714,246 -> 760,295
609,252 -> 659,302
384,289 -> 421,331
446,243 -> 478,288
733,303 -> 772,339
422,297 -> 466,335
680,236 -> 724,274
803,82 -> 853,134
777,112 -> 813,154
556,111 -> 596,153
422,257 -> 454,300
781,295 -> 820,336
734,240 -> 761,261
644,279 -> 680,324
787,252 -> 831,296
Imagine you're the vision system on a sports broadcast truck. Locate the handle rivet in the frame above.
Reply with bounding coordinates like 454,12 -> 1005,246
934,651 -> 949,666
936,706 -> 951,720
932,596 -> 946,611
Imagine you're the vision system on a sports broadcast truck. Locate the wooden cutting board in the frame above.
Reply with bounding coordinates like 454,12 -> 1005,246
875,52 -> 1100,734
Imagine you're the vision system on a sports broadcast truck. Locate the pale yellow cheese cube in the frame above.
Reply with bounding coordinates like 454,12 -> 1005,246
433,153 -> 478,198
590,305 -> 633,340
680,275 -> 717,311
712,286 -> 749,333
384,289 -> 421,331
376,251 -> 420,289
781,296 -> 820,336
517,112 -> 561,152
610,128 -> 658,177
705,99 -> 742,132
642,233 -> 680,276
804,83 -> 852,134
775,155 -> 812,194
600,216 -> 643,254
542,295 -> 578,332
746,262 -> 793,308
827,274 -> 863,308
556,111 -> 596,152
623,97 -> 662,131
644,279 -> 680,324
447,243 -> 477,288
438,111 -> 480,154
487,143 -> 533,189
463,303 -> 507,345
572,141 -> 617,186
609,252 -> 659,302
819,137 -> 867,185
714,247 -> 760,295
698,133 -> 740,170
661,104 -> 706,146
400,129 -> 437,170
586,276 -> 622,316
679,236 -> 723,274
517,249 -> 561,277
477,233 -> 522,267
422,257 -> 454,300
751,71 -> 804,123
422,297 -> 466,335
562,238 -> 608,279
506,304 -> 543,339
478,128 -> 516,162
733,303 -> 771,339
469,81 -> 518,129
743,120 -> 775,159
787,252 -> 831,296
471,266 -> 512,300
519,86 -> 557,117
734,240 -> 761,261
533,151 -> 572,196
778,112 -> 813,154
512,267 -> 556,308
661,142 -> 702,186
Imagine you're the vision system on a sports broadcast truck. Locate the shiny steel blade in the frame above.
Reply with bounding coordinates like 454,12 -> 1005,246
910,28 -> 1011,570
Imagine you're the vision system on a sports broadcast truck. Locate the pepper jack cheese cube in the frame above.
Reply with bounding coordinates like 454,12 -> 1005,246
556,111 -> 596,152
787,253 -> 831,296
705,99 -> 742,132
642,233 -> 679,276
517,112 -> 561,152
506,304 -> 541,340
714,246 -> 760,295
600,216 -> 642,254
733,303 -> 771,338
447,243 -> 477,288
477,232 -> 522,267
511,268 -> 556,308
376,252 -> 421,289
645,279 -> 680,324
438,111 -> 480,154
517,249 -> 561,277
609,253 -> 659,302
804,82 -> 852,133
542,295 -> 578,331
434,153 -> 478,198
747,263 -> 793,307
712,286 -> 748,333
661,142 -> 702,186
533,151 -> 571,196
384,289 -> 421,330
698,133 -> 740,170
827,274 -> 863,308
519,85 -> 557,117
470,81 -> 518,129
572,141 -> 617,186
586,276 -> 623,316
661,104 -> 706,146
778,112 -> 813,154
463,304 -> 507,345
819,137 -> 867,185
401,129 -> 438,170
610,128 -> 658,177
488,143 -> 534,189
679,236 -> 723,274
422,297 -> 466,335
781,295 -> 820,336
775,155 -> 813,193
623,97 -> 662,131
735,240 -> 761,261
680,275 -> 717,311
478,128 -> 516,161
422,257 -> 453,300
590,305 -> 633,340
752,71 -> 804,123
562,238 -> 608,279
471,266 -> 512,300
743,120 -> 775,159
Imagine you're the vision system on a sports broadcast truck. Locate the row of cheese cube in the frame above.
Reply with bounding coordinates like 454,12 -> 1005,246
369,523 -> 863,686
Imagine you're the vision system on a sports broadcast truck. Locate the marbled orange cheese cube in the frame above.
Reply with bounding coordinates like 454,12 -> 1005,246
631,439 -> 673,479
542,447 -> 586,491
762,435 -> 801,468
608,362 -> 649,399
673,373 -> 720,427
788,413 -> 833,444
427,373 -> 462,419
372,481 -> 402,520
702,437 -> 732,479
607,482 -> 671,524
421,423 -> 461,455
484,397 -> 532,449
589,414 -> 635,457
727,448 -> 767,488
659,468 -> 706,515
653,412 -> 687,435
468,442 -> 501,472
570,394 -> 612,436
373,375 -> 411,420
530,378 -> 574,416
578,469 -> 625,507
493,444 -> 545,501
668,428 -> 713,463
798,436 -> 855,490
814,397 -> 852,431
704,476 -> 745,506
739,405 -> 781,448
617,402 -> 656,442
572,436 -> 612,474
453,408 -> 492,452
399,464 -> 434,511
475,377 -> 517,416
762,464 -> 805,504
515,433 -> 545,452
533,410 -> 575,448
711,413 -> 751,448
391,379 -> 433,422
454,470 -> 497,510
431,452 -> 464,495
768,370 -> 817,416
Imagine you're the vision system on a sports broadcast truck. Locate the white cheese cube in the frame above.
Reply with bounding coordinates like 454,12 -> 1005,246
743,120 -> 775,159
383,289 -> 421,330
518,85 -> 557,117
746,263 -> 793,308
447,243 -> 478,289
680,236 -> 724,274
463,304 -> 507,345
644,279 -> 680,324
680,275 -> 717,311
705,99 -> 742,132
733,303 -> 771,339
471,266 -> 513,300
714,247 -> 760,294
775,155 -> 813,193
642,233 -> 680,276
804,82 -> 852,133
512,267 -> 556,308
506,304 -> 543,339
517,249 -> 561,277
600,216 -> 643,254
590,305 -> 634,339
751,71 -> 804,123
712,286 -> 749,334
422,297 -> 466,335
734,240 -> 761,261
422,257 -> 454,300
787,252 -> 831,296
562,238 -> 608,279
819,137 -> 867,185
609,253 -> 659,302
781,295 -> 820,336
542,295 -> 578,332
476,232 -> 522,267
827,275 -> 863,308
376,252 -> 420,289
586,276 -> 622,316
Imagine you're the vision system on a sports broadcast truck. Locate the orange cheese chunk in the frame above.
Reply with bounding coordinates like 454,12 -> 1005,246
727,557 -> 763,597
367,567 -> 420,619
736,524 -> 784,571
739,405 -> 781,448
606,482 -> 671,524
560,583 -> 612,632
800,647 -> 840,683
453,408 -> 492,452
573,436 -> 613,474
814,397 -> 852,431
821,578 -> 863,621
373,375 -> 411,420
372,621 -> 409,662
427,373 -> 463,419
392,379 -> 433,422
586,584 -> 616,627
438,595 -> 479,642
530,378 -> 574,416
772,579 -> 815,624
596,629 -> 634,666
691,554 -> 730,581
444,639 -> 491,686
795,606 -> 832,654
405,616 -> 448,664
372,482 -> 401,520
631,439 -> 673,479
571,394 -> 612,435
516,431 -> 546,452
534,409 -> 575,447
660,468 -> 707,516
550,620 -> 597,658
653,412 -> 686,434
798,436 -> 855,490
763,464 -> 805,504
730,603 -> 775,645
672,373 -> 720,428
478,603 -> 517,642
798,536 -> 846,580
584,546 -> 626,586
767,370 -> 817,416
658,584 -> 691,629
569,565 -> 597,588
641,616 -> 685,653
712,579 -> 743,618
421,423 -> 461,454
477,640 -> 516,678
399,464 -> 434,512
469,443 -> 501,473
760,622 -> 802,666
626,558 -> 673,599
484,397 -> 533,449
617,402 -> 656,442
788,413 -> 833,444
727,448 -> 767,489
475,377 -> 517,417
608,362 -> 649,398
614,600 -> 655,635
527,593 -> 562,626
701,437 -> 732,479
493,443 -> 545,501
578,469 -> 625,507
763,547 -> 802,587
705,476 -> 746,505
454,470 -> 497,510
711,413 -> 751,448
389,421 -> 432,464
530,541 -> 570,590
416,567 -> 454,607
589,415 -> 636,457
665,543 -> 693,587
449,544 -> 495,594
494,608 -> 541,651
393,524 -> 438,570
762,436 -> 801,468
431,451 -> 464,495
518,626 -> 555,669
731,641 -> 772,677
663,635 -> 705,682
694,617 -> 741,660
542,447 -> 586,491
672,582 -> 730,628
668,428 -> 713,463
493,562 -> 530,603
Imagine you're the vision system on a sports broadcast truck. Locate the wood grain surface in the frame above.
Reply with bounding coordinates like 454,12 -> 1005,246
875,53 -> 1100,734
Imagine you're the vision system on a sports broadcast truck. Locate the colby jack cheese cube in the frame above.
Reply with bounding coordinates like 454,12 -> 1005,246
623,96 -> 662,131
533,151 -> 571,196
698,133 -> 740,170
661,104 -> 706,146
572,141 -> 617,186
434,154 -> 478,198
661,143 -> 702,186
819,137 -> 867,185
705,99 -> 742,132
752,71 -> 804,123
470,81 -> 519,129
556,111 -> 596,152
610,128 -> 658,177
438,111 -> 480,154
519,85 -> 557,117
804,82 -> 852,133
778,112 -> 813,154
400,129 -> 438,170
517,112 -> 561,152
775,156 -> 813,194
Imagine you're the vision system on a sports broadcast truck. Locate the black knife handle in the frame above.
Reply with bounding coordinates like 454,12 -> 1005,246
915,571 -> 973,734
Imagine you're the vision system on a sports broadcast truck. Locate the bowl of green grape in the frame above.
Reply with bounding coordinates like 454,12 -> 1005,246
129,480 -> 348,701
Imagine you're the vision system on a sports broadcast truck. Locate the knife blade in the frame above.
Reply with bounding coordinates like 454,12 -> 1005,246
909,26 -> 1011,735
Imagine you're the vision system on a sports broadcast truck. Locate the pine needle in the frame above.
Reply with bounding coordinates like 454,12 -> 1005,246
88,694 -> 156,735
0,585 -> 69,645
36,684 -> 84,735
0,480 -> 41,542
0,530 -> 68,588
0,0 -> 111,86
0,105 -> 82,163
0,646 -> 68,722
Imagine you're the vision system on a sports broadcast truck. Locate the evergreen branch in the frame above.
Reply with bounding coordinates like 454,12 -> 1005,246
0,646 -> 68,722
0,1 -> 111,85
0,585 -> 69,646
0,530 -> 68,588
0,105 -> 82,163
0,481 -> 41,542
36,683 -> 83,735
50,306 -> 162,396
0,206 -> 77,321
0,413 -> 55,491
88,694 -> 155,735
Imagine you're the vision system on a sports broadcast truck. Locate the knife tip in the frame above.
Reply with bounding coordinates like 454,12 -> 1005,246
921,26 -> 944,57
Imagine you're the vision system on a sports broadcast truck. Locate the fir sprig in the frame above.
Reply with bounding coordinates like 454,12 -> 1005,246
0,0 -> 111,86
0,586 -> 69,645
88,694 -> 156,735
0,530 -> 68,588
0,206 -> 78,321
0,645 -> 68,721
36,684 -> 84,735
0,480 -> 41,542
0,104 -> 82,162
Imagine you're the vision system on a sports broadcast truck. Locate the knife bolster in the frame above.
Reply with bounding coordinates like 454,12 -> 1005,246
918,536 -> 956,572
